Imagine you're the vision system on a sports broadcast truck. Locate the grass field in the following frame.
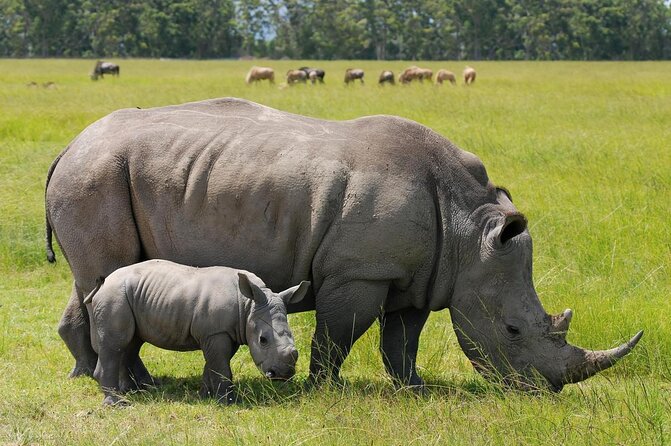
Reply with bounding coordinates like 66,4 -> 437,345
0,59 -> 669,445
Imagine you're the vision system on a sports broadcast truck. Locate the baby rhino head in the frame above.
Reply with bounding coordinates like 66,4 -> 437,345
238,273 -> 310,380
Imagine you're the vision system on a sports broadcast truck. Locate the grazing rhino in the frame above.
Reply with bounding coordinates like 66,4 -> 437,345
45,97 -> 642,392
85,259 -> 309,406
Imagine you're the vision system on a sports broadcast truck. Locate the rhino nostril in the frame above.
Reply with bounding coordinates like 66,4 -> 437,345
265,370 -> 276,379
290,348 -> 298,362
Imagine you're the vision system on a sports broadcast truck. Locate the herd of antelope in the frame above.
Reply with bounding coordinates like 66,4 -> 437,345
245,65 -> 477,86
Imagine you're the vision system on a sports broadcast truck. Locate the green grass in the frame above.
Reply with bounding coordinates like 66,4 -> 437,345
0,59 -> 669,445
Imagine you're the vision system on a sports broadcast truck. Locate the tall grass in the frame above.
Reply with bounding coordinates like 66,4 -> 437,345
0,59 -> 669,445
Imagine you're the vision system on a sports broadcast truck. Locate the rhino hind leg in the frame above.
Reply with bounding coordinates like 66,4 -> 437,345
379,306 -> 430,389
51,175 -> 147,380
309,279 -> 389,384
96,347 -> 128,406
58,283 -> 97,377
119,338 -> 156,392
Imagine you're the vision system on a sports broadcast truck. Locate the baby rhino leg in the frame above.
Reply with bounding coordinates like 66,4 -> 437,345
91,291 -> 136,406
119,338 -> 154,393
200,334 -> 237,404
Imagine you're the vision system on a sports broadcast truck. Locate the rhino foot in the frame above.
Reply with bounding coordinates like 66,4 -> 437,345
405,383 -> 428,397
119,374 -> 159,393
102,395 -> 130,407
68,365 -> 95,378
390,375 -> 427,396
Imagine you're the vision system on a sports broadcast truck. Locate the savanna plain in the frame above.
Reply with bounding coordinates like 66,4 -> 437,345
0,59 -> 669,445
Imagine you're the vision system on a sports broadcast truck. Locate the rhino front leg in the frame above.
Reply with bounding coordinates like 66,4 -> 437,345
58,282 -> 97,377
309,279 -> 388,384
200,334 -> 238,404
379,306 -> 430,389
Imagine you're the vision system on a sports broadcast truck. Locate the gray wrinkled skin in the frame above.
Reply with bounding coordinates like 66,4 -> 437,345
46,97 -> 641,391
85,259 -> 308,406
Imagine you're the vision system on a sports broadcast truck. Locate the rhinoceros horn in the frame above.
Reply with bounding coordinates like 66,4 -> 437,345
561,330 -> 643,384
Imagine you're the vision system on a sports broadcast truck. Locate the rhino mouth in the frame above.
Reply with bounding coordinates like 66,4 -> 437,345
259,361 -> 296,380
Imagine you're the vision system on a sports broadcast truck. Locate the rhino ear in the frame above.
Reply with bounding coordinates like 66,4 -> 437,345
238,272 -> 267,304
498,213 -> 527,245
496,187 -> 513,203
279,281 -> 311,305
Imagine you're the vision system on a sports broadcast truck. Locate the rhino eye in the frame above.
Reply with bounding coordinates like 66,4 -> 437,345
506,325 -> 520,336
259,335 -> 268,346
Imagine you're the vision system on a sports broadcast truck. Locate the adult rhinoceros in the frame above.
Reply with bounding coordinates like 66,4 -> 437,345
45,97 -> 642,391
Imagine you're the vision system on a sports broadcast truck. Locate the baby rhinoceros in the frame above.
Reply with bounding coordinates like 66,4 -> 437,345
83,259 -> 309,406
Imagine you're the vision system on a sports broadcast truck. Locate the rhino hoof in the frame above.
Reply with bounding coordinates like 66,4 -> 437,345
68,366 -> 95,378
102,395 -> 130,407
407,384 -> 428,397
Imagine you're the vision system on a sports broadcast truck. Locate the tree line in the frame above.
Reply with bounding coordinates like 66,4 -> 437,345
1,0 -> 669,60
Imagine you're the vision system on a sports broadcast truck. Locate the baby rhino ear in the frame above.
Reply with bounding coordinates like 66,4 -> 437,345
279,281 -> 311,305
238,272 -> 267,304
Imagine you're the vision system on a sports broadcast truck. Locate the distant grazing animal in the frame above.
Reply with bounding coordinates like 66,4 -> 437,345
245,66 -> 275,84
463,66 -> 476,85
286,69 -> 308,84
398,66 -> 420,84
26,81 -> 38,88
435,69 -> 456,85
91,61 -> 119,80
43,81 -> 57,89
46,97 -> 642,393
417,68 -> 433,82
84,259 -> 309,406
378,70 -> 395,85
398,66 -> 432,84
344,68 -> 364,84
299,67 -> 325,84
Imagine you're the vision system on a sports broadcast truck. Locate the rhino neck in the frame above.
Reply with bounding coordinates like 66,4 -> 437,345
236,294 -> 252,345
425,183 -> 467,311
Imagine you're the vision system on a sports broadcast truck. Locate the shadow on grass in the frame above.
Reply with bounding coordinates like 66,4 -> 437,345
123,373 -> 547,407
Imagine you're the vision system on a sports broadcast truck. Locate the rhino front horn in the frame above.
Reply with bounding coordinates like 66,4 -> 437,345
562,330 -> 643,385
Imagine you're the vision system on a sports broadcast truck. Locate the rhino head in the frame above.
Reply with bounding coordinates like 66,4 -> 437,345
449,188 -> 642,391
238,273 -> 310,380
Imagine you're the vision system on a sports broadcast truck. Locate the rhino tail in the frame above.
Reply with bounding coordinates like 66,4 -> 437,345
83,277 -> 105,304
44,146 -> 70,263
46,220 -> 55,263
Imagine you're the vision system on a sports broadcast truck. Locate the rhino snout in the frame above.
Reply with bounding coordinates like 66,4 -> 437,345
287,347 -> 299,362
